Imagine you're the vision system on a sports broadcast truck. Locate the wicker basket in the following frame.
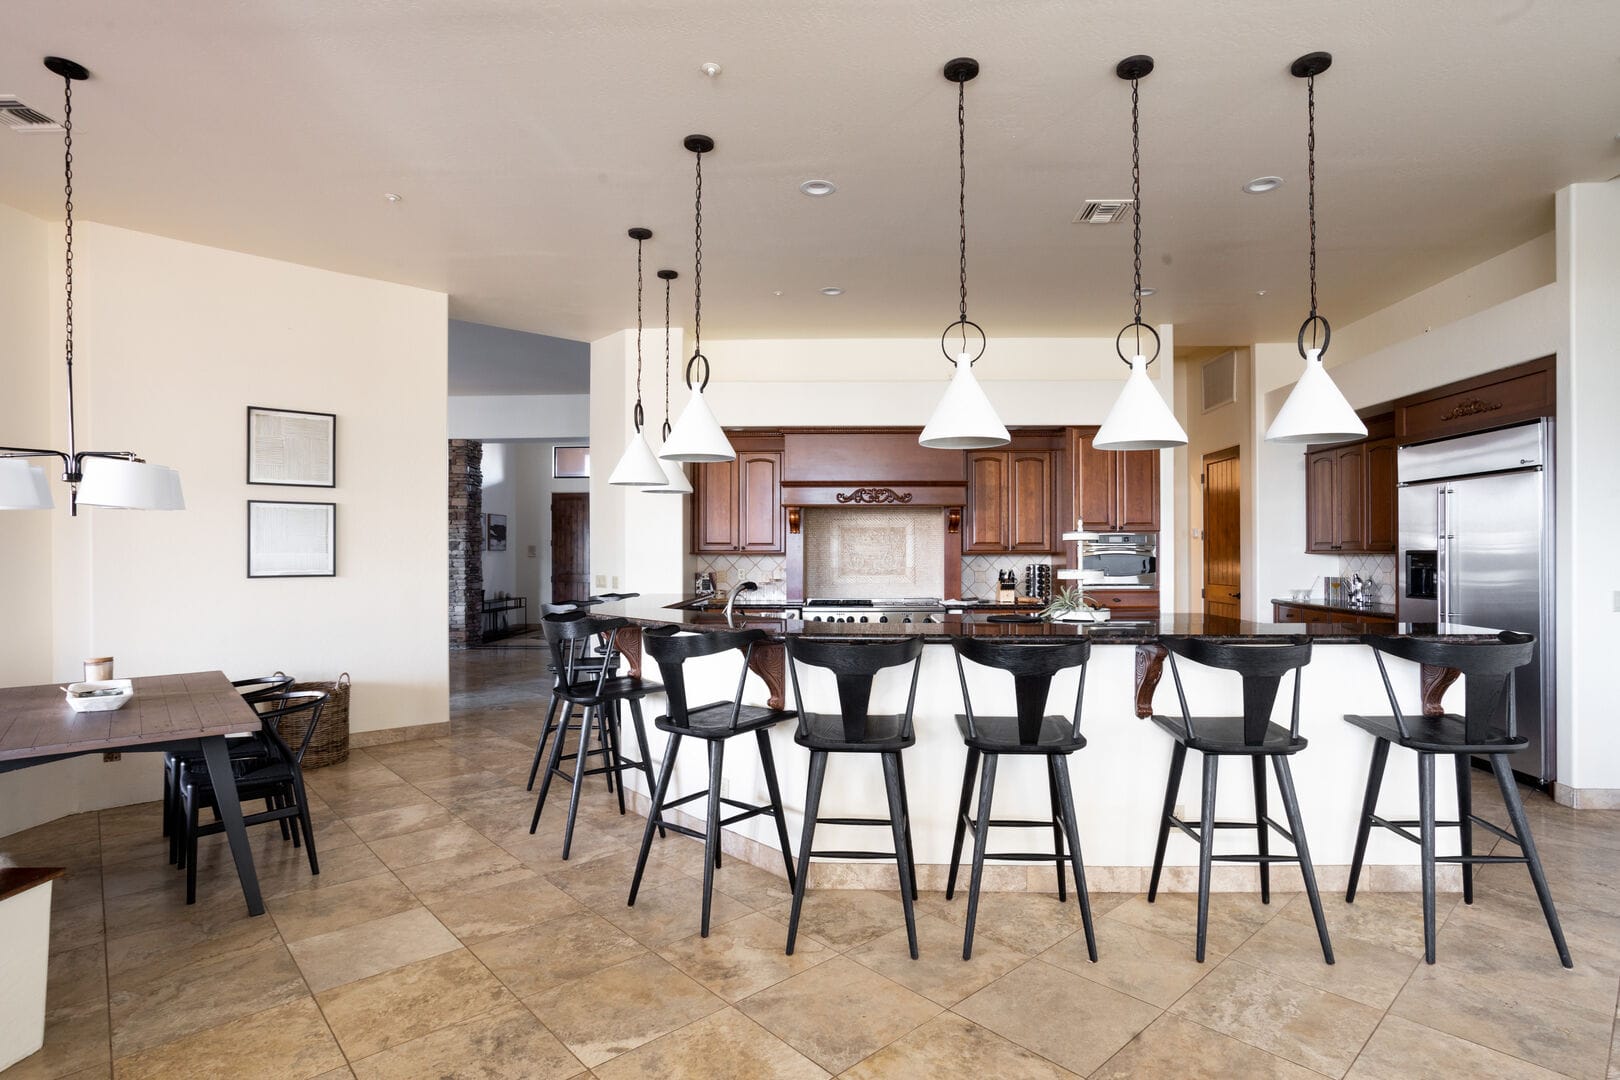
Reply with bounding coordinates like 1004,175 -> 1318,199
279,673 -> 350,769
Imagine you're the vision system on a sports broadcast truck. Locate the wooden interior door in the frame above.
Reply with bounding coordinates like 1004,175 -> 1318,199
1202,447 -> 1242,619
550,493 -> 590,603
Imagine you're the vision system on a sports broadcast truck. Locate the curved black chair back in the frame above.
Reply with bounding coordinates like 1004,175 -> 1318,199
256,690 -> 328,765
1160,635 -> 1313,745
952,637 -> 1092,741
233,672 -> 293,705
784,636 -> 925,740
644,628 -> 765,729
542,613 -> 630,689
1362,630 -> 1535,742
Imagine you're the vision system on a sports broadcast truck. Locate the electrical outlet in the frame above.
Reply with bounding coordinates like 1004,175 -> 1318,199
595,574 -> 606,587
720,779 -> 730,798
526,544 -> 537,558
1614,590 -> 1620,613
1173,802 -> 1188,821
103,752 -> 121,762
612,575 -> 620,588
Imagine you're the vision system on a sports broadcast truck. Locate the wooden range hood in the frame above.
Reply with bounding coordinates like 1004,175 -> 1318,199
779,430 -> 967,508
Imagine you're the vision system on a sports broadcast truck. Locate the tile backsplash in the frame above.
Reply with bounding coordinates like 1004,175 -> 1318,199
686,554 -> 788,602
961,555 -> 1055,600
1339,554 -> 1396,605
804,507 -> 944,598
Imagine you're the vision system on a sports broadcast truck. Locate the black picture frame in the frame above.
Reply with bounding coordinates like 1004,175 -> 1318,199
247,406 -> 336,487
552,445 -> 590,479
247,500 -> 337,578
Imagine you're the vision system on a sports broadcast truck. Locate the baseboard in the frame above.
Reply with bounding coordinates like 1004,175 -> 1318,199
350,721 -> 452,748
1552,783 -> 1620,810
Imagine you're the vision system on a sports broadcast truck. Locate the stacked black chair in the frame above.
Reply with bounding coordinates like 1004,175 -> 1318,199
627,627 -> 798,936
947,637 -> 1098,961
783,636 -> 925,959
177,690 -> 326,903
1146,636 -> 1333,964
1345,631 -> 1570,967
529,614 -> 662,858
527,609 -> 622,794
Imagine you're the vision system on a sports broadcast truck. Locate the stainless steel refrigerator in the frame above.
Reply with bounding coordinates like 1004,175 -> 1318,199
1397,419 -> 1556,784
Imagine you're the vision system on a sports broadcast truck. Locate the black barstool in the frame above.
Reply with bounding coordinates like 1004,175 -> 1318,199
527,609 -> 621,794
529,614 -> 662,859
627,627 -> 798,936
1345,631 -> 1570,967
947,637 -> 1097,961
783,636 -> 925,959
1147,636 -> 1333,964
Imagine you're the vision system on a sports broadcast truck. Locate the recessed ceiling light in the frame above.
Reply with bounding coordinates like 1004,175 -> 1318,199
1243,176 -> 1284,194
1256,289 -> 1268,296
820,286 -> 844,296
700,62 -> 722,78
799,179 -> 837,197
1135,287 -> 1156,298
383,192 -> 403,203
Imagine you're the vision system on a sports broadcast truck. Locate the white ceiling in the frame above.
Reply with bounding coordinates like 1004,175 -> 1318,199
448,319 -> 588,396
3,1 -> 1617,347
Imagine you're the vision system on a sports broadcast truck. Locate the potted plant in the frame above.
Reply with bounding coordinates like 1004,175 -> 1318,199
1040,586 -> 1109,623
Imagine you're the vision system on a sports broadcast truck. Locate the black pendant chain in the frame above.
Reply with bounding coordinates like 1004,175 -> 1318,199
633,233 -> 645,432
957,76 -> 968,337
1306,71 -> 1318,327
663,275 -> 672,439
1129,74 -> 1143,353
62,72 -> 75,373
692,150 -> 703,359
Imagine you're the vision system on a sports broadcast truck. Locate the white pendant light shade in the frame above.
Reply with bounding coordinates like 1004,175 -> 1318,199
0,459 -> 55,509
1265,349 -> 1367,443
608,430 -> 667,486
77,458 -> 185,510
644,454 -> 693,495
1094,355 -> 1187,451
659,388 -> 735,463
919,358 -> 1010,450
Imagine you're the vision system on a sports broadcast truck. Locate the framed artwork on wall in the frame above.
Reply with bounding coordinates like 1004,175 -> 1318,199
247,406 -> 336,487
553,445 -> 590,479
248,500 -> 336,578
486,513 -> 508,551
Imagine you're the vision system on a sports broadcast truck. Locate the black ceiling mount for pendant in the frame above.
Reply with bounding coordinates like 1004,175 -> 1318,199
43,56 -> 90,81
1293,51 -> 1333,359
684,135 -> 713,391
1114,54 -> 1160,367
657,269 -> 678,439
629,227 -> 650,432
940,56 -> 985,367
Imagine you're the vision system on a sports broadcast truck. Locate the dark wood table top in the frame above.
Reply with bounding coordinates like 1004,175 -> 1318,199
0,671 -> 262,763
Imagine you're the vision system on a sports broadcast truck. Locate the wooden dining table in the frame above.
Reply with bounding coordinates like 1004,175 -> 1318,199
0,671 -> 270,916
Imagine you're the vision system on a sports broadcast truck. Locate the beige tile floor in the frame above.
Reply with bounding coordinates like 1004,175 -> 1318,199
2,644 -> 1618,1079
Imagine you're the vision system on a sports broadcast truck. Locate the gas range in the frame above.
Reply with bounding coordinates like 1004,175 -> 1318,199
800,598 -> 946,625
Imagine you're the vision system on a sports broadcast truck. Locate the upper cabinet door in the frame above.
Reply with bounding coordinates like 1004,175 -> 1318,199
737,451 -> 784,553
692,458 -> 739,553
964,450 -> 1010,553
1114,450 -> 1160,533
1076,432 -> 1117,531
1334,444 -> 1366,552
1008,451 -> 1054,551
1363,438 -> 1397,553
1305,449 -> 1338,553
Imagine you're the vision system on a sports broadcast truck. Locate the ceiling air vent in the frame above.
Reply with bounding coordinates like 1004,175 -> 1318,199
0,96 -> 62,132
1072,198 -> 1134,224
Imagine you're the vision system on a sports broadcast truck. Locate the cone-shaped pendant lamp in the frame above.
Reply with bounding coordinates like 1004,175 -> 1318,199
920,58 -> 1008,451
1266,52 -> 1366,444
609,228 -> 670,486
661,135 -> 736,463
1095,56 -> 1186,452
645,269 -> 693,494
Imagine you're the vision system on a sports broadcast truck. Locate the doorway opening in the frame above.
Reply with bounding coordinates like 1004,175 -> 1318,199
1202,446 -> 1241,619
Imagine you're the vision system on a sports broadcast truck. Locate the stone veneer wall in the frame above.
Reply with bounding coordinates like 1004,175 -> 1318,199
448,440 -> 484,648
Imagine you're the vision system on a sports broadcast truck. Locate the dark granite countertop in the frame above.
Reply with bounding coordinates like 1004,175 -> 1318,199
1270,597 -> 1399,619
586,596 -> 1498,645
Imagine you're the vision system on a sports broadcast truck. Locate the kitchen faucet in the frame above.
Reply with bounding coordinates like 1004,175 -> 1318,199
724,580 -> 759,627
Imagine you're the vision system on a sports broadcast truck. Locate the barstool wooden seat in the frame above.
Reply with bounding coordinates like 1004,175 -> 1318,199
1147,636 -> 1333,964
783,636 -> 925,959
947,636 -> 1097,961
627,627 -> 798,937
1345,630 -> 1570,967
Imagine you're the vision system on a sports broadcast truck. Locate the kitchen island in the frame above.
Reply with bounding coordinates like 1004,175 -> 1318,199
575,595 -> 1498,893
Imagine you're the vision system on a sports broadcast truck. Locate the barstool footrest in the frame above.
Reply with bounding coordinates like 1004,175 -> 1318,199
1210,853 -> 1303,864
1370,812 -> 1522,850
810,848 -> 904,860
815,815 -> 896,828
1168,814 -> 1296,847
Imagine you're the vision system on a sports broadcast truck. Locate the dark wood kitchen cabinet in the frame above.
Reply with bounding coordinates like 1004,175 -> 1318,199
1072,429 -> 1160,533
1303,417 -> 1395,554
964,450 -> 1055,553
691,450 -> 784,554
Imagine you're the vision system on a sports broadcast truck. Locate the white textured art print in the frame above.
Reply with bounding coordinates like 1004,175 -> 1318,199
248,407 -> 335,486
248,501 -> 335,577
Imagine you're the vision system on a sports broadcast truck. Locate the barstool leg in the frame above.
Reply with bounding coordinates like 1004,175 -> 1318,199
1454,753 -> 1474,905
701,739 -> 726,937
755,729 -> 797,889
561,706 -> 594,860
963,752 -> 999,961
1047,756 -> 1068,902
882,752 -> 919,960
1149,742 -> 1187,903
894,754 -> 919,903
1195,753 -> 1218,963
1052,754 -> 1097,962
1490,753 -> 1572,968
530,702 -> 573,834
528,695 -> 561,791
945,748 -> 980,901
1418,750 -> 1438,963
787,750 -> 828,956
1274,756 -> 1333,964
629,733 -> 681,907
1252,757 -> 1270,904
600,706 -> 617,797
627,699 -> 666,838
1346,738 -> 1389,903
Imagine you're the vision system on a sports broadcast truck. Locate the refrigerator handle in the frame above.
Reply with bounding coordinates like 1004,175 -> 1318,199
1437,486 -> 1451,622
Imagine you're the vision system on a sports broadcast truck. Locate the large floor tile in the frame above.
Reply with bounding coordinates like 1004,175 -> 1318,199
522,952 -> 726,1068
657,910 -> 832,1002
470,910 -> 646,997
954,958 -> 1160,1076
107,938 -> 308,1057
348,1002 -> 583,1080
316,949 -> 516,1060
1041,918 -> 1213,1008
288,906 -> 462,992
843,1009 -> 1080,1079
736,955 -> 942,1074
592,1006 -> 826,1080
0,998 -> 110,1080
601,875 -> 754,947
1346,1014 -> 1571,1079
111,996 -> 344,1080
344,801 -> 459,842
761,889 -> 911,951
930,887 -> 1122,955
105,911 -> 282,990
846,912 -> 1028,1006
1092,1013 -> 1320,1080
367,821 -> 500,870
421,871 -> 582,942
1103,891 -> 1283,959
1233,909 -> 1419,1009
391,846 -> 530,903
268,871 -> 418,942
45,940 -> 107,1010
